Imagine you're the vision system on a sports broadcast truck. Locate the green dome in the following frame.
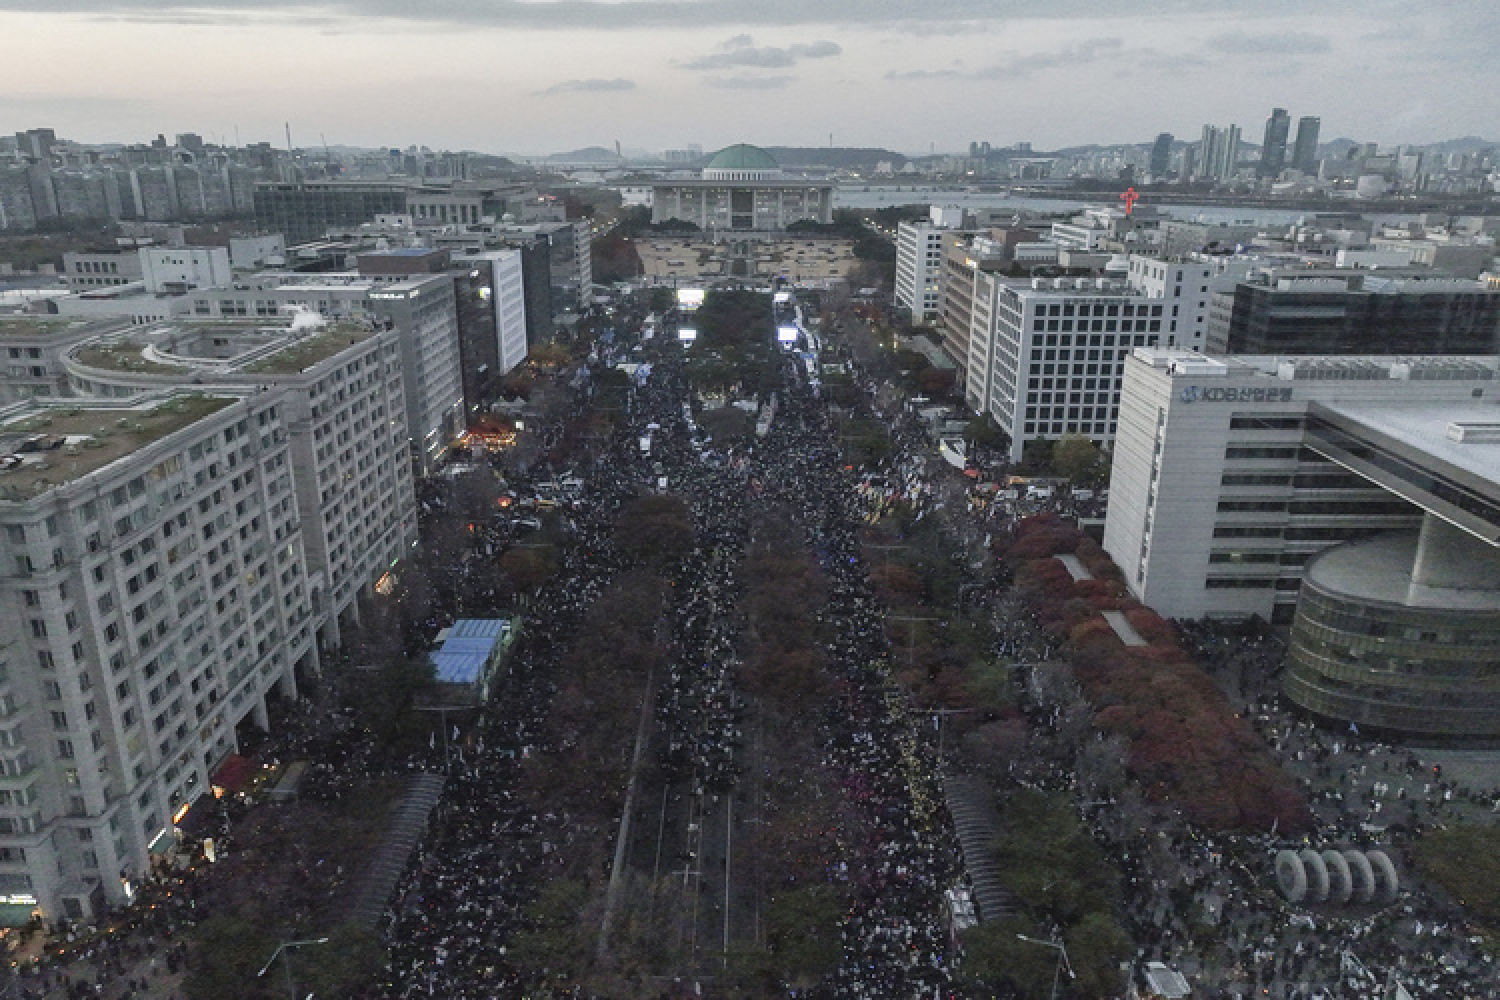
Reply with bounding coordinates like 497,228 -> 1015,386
704,144 -> 778,171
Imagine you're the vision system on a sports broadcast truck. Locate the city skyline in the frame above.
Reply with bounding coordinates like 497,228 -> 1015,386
0,0 -> 1496,156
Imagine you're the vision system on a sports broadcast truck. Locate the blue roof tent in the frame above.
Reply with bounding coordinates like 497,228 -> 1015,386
426,618 -> 517,704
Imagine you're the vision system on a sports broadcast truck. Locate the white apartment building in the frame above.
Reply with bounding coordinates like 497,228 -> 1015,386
183,273 -> 466,475
0,389 -> 318,921
1102,349 -> 1498,622
56,320 -> 419,634
1124,254 -> 1260,351
139,247 -> 231,294
964,275 -> 1166,461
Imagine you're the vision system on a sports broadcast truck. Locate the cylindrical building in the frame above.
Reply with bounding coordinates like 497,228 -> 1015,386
1286,518 -> 1500,739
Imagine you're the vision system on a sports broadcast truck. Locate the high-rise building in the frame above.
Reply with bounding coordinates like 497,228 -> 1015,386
1204,269 -> 1500,356
0,389 -> 322,922
896,207 -> 969,323
1124,254 -> 1261,352
963,275 -> 1165,461
1149,133 -> 1174,178
1196,124 -> 1241,183
1291,116 -> 1321,174
1259,108 -> 1292,178
1103,350 -> 1500,742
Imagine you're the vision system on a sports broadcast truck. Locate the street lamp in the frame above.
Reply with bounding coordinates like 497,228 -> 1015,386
1016,933 -> 1076,1000
258,937 -> 329,1000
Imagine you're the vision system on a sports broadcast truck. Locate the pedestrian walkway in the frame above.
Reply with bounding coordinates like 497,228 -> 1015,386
1056,553 -> 1094,582
943,772 -> 1014,922
1100,610 -> 1149,647
347,771 -> 446,928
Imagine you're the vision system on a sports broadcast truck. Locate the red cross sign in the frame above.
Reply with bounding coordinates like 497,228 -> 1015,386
1119,187 -> 1140,215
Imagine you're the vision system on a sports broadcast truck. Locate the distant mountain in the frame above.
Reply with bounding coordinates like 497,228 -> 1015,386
539,146 -> 621,164
1424,136 -> 1497,153
763,146 -> 907,170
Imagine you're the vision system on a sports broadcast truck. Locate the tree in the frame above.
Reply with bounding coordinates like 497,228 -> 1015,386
763,885 -> 844,988
697,404 -> 753,445
1065,911 -> 1133,998
647,286 -> 675,314
1052,433 -> 1105,486
1018,436 -> 1055,476
499,543 -> 560,592
965,413 -> 1010,452
615,492 -> 693,569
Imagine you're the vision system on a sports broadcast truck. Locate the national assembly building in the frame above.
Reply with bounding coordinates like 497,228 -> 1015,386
650,144 -> 834,234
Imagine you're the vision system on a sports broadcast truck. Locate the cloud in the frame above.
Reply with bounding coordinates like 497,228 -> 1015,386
683,36 -> 841,70
0,0 -> 1139,29
974,36 -> 1123,79
1206,30 -> 1332,55
534,78 -> 636,96
0,94 -> 157,114
705,74 -> 795,90
885,68 -> 961,81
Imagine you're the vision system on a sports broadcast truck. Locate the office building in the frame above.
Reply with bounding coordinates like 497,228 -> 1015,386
896,207 -> 969,322
964,275 -> 1165,461
252,182 -> 409,245
936,226 -> 1049,373
1259,108 -> 1292,179
1291,116 -> 1321,174
1149,133 -> 1173,178
84,271 -> 465,477
367,278 -> 466,474
62,253 -> 142,292
1124,254 -> 1261,351
1103,350 -> 1495,622
0,314 -> 426,919
1102,349 -> 1500,738
139,246 -> 231,294
453,250 -> 528,377
1205,269 -> 1500,356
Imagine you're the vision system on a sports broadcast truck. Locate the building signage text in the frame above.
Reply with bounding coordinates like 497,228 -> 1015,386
1180,385 -> 1293,404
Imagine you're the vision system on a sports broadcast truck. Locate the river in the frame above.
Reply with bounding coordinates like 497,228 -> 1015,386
832,185 -> 1426,227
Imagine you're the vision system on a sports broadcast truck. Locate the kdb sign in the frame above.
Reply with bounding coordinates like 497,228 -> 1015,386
1180,385 -> 1293,404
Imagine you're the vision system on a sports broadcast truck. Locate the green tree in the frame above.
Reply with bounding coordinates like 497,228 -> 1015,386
647,286 -> 675,313
507,878 -> 596,983
1052,433 -> 1105,486
1065,911 -> 1133,998
764,885 -> 845,988
965,413 -> 1009,452
958,917 -> 1059,999
615,492 -> 694,569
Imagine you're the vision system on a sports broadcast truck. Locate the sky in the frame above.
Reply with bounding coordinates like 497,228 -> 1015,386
1,0 -> 1496,157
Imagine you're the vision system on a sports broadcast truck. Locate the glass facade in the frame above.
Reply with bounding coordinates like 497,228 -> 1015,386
1286,571 -> 1500,738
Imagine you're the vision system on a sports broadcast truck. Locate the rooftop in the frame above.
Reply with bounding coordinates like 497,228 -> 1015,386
66,320 -> 379,377
240,322 -> 379,374
0,316 -> 109,340
0,395 -> 236,499
705,143 -> 778,171
1305,532 -> 1500,612
73,341 -> 186,374
1318,400 -> 1500,494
